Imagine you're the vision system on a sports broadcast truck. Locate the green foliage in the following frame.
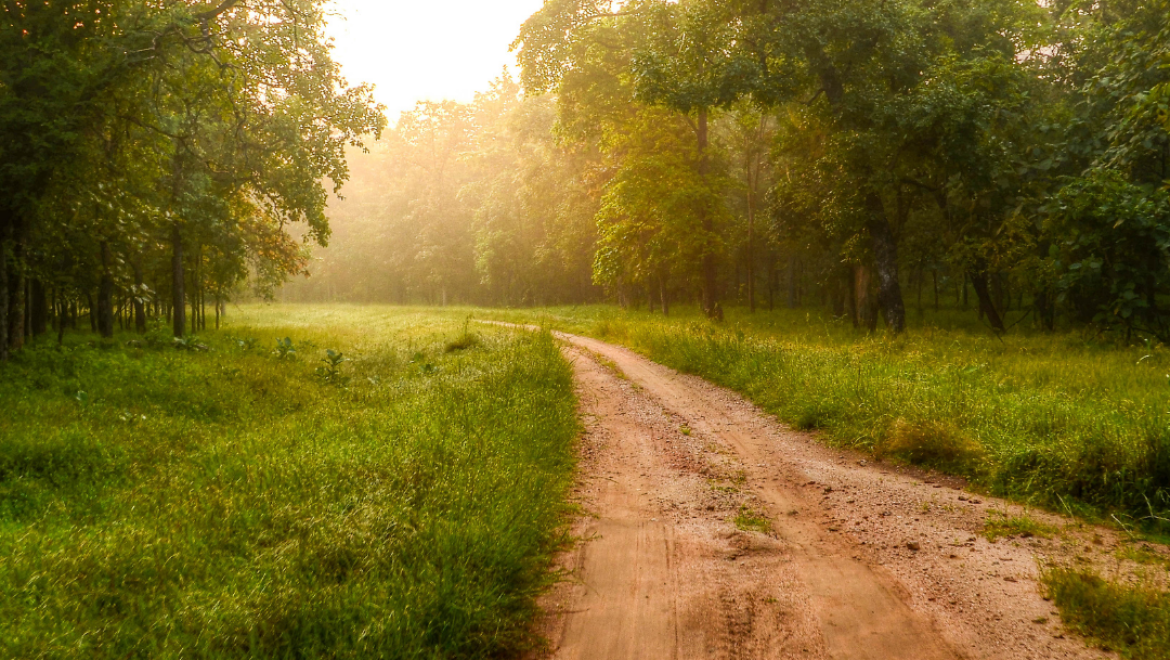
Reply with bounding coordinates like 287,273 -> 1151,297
1048,166 -> 1170,338
273,337 -> 297,361
0,307 -> 578,658
314,349 -> 349,385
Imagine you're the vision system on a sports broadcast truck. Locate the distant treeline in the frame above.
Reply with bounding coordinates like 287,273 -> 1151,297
0,1 -> 384,358
289,0 -> 1170,341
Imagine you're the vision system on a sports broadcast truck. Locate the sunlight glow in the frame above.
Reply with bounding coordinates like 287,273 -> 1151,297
325,0 -> 546,120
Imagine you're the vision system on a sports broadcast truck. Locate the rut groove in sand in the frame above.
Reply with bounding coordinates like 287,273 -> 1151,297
494,324 -> 1114,660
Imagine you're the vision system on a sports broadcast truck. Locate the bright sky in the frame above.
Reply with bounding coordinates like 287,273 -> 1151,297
325,0 -> 547,121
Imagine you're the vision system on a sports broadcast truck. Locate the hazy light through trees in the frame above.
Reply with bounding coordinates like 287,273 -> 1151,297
325,0 -> 546,116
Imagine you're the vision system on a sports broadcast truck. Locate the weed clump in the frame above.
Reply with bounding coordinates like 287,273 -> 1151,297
734,507 -> 772,534
875,419 -> 986,474
1044,567 -> 1170,659
445,331 -> 480,353
982,512 -> 1058,541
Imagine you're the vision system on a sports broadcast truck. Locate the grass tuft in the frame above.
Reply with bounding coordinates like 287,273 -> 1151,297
734,506 -> 773,534
876,418 -> 986,474
982,511 -> 1058,541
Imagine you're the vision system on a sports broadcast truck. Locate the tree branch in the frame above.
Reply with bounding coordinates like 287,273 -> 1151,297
197,0 -> 243,21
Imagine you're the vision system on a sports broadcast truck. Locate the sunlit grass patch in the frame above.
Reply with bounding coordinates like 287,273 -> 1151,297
0,305 -> 579,659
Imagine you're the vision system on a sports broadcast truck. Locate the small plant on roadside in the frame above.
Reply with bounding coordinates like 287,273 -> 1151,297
734,506 -> 772,534
982,511 -> 1058,542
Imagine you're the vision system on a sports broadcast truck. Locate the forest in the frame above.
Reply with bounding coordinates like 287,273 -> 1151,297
0,0 -> 384,357
4,0 -> 1170,352
282,0 -> 1170,343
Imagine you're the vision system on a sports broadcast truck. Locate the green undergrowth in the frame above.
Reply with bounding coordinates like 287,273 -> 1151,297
0,305 -> 578,659
1045,568 -> 1170,659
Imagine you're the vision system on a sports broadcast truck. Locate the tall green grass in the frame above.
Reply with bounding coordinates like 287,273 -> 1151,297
0,306 -> 578,659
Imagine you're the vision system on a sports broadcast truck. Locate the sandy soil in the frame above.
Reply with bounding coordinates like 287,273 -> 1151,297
505,325 -> 1149,659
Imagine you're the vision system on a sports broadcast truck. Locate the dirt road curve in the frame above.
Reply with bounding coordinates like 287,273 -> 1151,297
521,327 -> 1114,660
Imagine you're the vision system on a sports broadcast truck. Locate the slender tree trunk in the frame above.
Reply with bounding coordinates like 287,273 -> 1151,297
863,194 -> 905,332
172,223 -> 185,338
57,292 -> 66,345
132,261 -> 146,333
7,240 -> 25,352
787,255 -> 797,308
1035,288 -> 1056,332
31,279 -> 47,337
968,269 -> 1005,332
697,107 -> 719,319
85,292 -> 97,332
916,265 -> 924,315
847,266 -> 859,328
98,241 -> 115,338
747,189 -> 756,313
932,270 -> 939,312
767,259 -> 776,311
0,227 -> 9,362
24,278 -> 30,340
855,265 -> 878,331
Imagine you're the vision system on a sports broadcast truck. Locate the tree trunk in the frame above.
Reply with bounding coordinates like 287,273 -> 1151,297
1035,288 -> 1056,332
915,265 -> 923,315
172,223 -> 186,338
0,228 -> 9,362
864,193 -> 906,332
85,292 -> 97,332
747,189 -> 756,313
697,107 -> 719,318
854,265 -> 878,331
660,278 -> 669,316
932,269 -> 939,312
968,269 -> 1006,332
787,255 -> 798,308
7,240 -> 24,352
58,293 -> 66,344
98,242 -> 115,338
132,261 -> 146,333
31,279 -> 47,337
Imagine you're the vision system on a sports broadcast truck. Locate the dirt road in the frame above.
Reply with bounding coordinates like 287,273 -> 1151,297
525,328 -> 1116,660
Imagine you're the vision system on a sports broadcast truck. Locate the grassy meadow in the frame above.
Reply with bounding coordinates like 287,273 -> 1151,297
0,305 -> 578,659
